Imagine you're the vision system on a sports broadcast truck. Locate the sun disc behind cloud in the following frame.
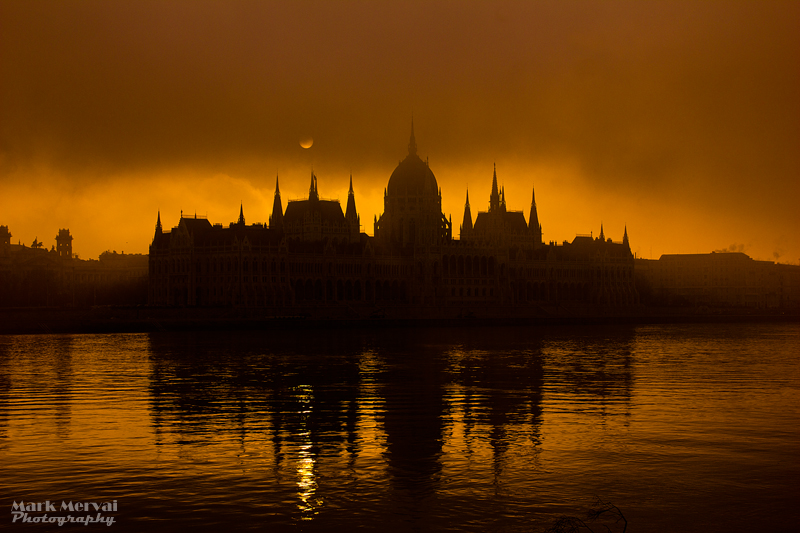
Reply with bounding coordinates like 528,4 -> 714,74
300,137 -> 313,149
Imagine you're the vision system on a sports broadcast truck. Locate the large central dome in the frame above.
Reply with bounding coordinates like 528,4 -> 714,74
374,123 -> 452,247
386,124 -> 438,196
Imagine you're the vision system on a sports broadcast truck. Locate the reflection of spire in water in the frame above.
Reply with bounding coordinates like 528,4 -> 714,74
442,338 -> 546,502
380,345 -> 445,522
352,349 -> 385,467
489,419 -> 509,492
541,330 -> 635,419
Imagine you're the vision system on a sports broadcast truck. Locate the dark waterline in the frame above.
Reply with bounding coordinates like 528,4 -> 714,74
1,323 -> 798,531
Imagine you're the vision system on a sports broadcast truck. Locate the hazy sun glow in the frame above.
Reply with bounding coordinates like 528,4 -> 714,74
1,1 -> 797,263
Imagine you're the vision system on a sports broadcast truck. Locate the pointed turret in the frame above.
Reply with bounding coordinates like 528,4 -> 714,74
270,174 -> 283,231
307,171 -> 317,201
155,211 -> 162,234
238,203 -> 245,225
489,163 -> 500,212
408,119 -> 417,156
599,223 -> 605,241
345,174 -> 359,234
500,186 -> 507,213
623,225 -> 629,248
529,187 -> 542,244
461,189 -> 473,239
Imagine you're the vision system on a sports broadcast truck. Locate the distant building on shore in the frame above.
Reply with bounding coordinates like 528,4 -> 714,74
0,226 -> 148,307
635,252 -> 800,309
148,125 -> 638,317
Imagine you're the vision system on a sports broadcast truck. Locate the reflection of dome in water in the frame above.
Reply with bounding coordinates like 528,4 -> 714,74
387,124 -> 438,197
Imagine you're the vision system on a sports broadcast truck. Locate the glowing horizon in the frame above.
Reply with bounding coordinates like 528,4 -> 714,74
1,1 -> 797,263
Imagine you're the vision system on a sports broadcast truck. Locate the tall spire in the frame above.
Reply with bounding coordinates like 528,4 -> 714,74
599,223 -> 605,241
461,189 -> 473,239
529,187 -> 541,244
270,174 -> 283,231
500,186 -> 506,213
238,203 -> 245,225
623,225 -> 629,247
309,171 -> 319,201
489,163 -> 500,212
155,211 -> 162,234
345,174 -> 359,234
408,119 -> 417,156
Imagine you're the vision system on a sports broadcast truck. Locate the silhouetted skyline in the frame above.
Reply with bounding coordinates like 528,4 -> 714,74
1,1 -> 798,263
147,125 -> 642,315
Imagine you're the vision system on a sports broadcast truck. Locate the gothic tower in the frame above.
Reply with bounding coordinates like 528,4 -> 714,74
489,163 -> 500,212
55,228 -> 73,259
460,189 -> 473,239
529,186 -> 542,245
0,225 -> 11,257
345,174 -> 360,239
270,174 -> 284,231
308,171 -> 319,202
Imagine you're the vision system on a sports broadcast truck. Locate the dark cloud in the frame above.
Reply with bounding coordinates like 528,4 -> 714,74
1,0 -> 798,260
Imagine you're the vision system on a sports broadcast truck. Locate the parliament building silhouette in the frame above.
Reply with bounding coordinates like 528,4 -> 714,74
149,125 -> 637,318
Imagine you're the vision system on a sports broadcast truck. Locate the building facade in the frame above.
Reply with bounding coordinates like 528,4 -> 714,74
148,127 -> 638,317
636,252 -> 800,309
1,226 -> 148,307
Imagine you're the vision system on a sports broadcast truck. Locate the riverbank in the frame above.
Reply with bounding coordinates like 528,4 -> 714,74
0,305 -> 797,334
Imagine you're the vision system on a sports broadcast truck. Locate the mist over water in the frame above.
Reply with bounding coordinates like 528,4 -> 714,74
1,324 -> 798,531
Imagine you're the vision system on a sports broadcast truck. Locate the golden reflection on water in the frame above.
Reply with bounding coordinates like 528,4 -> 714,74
292,383 -> 322,520
1,326 -> 798,532
1,334 -> 155,468
296,440 -> 320,519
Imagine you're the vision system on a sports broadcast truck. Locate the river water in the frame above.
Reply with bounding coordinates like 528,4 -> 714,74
1,323 -> 798,531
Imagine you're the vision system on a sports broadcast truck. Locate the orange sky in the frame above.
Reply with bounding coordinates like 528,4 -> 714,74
1,1 -> 798,262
